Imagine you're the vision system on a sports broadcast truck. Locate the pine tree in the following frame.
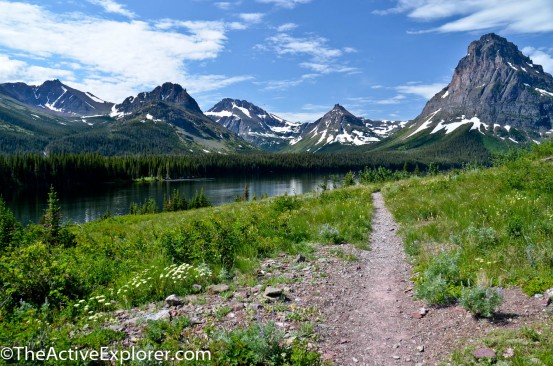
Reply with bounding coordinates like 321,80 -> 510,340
41,186 -> 62,245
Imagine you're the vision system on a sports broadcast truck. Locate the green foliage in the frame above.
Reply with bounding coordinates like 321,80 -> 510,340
142,317 -> 192,345
319,224 -> 343,244
415,252 -> 461,305
384,139 -> 553,302
129,197 -> 158,215
522,277 -> 553,296
271,193 -> 300,212
209,322 -> 324,366
343,171 -> 355,187
163,189 -> 188,212
39,186 -> 75,248
0,197 -> 22,251
459,285 -> 503,318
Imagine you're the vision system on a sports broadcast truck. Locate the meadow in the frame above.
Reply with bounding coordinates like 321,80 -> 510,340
383,141 -> 553,363
0,178 -> 374,365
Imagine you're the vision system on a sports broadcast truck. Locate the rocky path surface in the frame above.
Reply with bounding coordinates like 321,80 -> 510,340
314,192 -> 550,365
317,192 -> 425,365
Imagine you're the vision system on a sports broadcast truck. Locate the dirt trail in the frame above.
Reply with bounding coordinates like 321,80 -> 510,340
313,191 -> 549,365
317,192 -> 424,365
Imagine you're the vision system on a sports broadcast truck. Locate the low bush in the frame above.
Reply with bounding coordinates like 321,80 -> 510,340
459,285 -> 503,318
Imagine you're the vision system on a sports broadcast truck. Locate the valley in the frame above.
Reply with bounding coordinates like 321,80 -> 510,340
1,30 -> 553,366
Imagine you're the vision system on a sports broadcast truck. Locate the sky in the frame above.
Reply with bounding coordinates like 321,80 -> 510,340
1,0 -> 553,122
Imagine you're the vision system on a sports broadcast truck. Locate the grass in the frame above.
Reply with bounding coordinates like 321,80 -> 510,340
383,148 -> 553,294
0,183 -> 375,364
449,319 -> 553,365
382,140 -> 553,361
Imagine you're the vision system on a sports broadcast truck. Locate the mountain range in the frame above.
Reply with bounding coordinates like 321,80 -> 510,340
0,33 -> 552,161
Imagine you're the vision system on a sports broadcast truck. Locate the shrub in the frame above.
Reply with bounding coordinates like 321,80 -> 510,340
415,252 -> 461,305
319,224 -> 343,244
460,285 -> 503,318
343,171 -> 355,187
209,322 -> 323,366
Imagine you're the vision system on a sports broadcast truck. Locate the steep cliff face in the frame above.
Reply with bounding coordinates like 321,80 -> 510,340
414,33 -> 553,139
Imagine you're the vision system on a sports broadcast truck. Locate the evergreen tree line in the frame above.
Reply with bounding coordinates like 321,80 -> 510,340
0,152 -> 440,193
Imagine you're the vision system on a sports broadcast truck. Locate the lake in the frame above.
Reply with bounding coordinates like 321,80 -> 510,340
5,173 -> 336,224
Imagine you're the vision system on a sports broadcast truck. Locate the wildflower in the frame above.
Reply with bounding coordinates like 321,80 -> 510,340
74,304 -> 80,307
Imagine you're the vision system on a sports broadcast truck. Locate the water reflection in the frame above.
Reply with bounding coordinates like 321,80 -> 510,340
5,173 -> 334,224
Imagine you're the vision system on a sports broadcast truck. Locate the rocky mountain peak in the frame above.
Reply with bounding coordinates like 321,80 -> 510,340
113,82 -> 202,117
413,33 -> 553,138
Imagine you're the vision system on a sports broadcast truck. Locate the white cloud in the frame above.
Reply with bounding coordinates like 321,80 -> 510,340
0,54 -> 75,84
396,83 -> 447,99
260,74 -> 318,91
374,0 -> 553,34
0,1 -> 250,102
257,0 -> 311,9
239,13 -> 264,23
214,2 -> 232,10
277,23 -> 298,32
522,47 -> 553,74
260,32 -> 358,78
88,0 -> 136,18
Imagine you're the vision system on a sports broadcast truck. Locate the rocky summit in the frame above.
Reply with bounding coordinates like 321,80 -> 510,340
406,33 -> 553,143
205,98 -> 301,151
287,104 -> 382,153
0,79 -> 114,117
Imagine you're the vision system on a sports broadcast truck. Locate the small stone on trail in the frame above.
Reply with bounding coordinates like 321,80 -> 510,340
352,357 -> 359,363
473,347 -> 496,360
165,294 -> 183,307
207,284 -> 229,294
417,345 -> 424,352
392,355 -> 400,360
264,286 -> 283,298
419,307 -> 428,316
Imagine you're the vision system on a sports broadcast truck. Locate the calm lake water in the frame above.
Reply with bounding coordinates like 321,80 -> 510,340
5,173 -> 334,224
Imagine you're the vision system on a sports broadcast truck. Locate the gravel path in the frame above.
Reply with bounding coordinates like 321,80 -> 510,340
314,192 -> 550,365
319,192 -> 424,365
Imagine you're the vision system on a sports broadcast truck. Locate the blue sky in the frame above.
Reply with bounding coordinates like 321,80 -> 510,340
1,0 -> 553,122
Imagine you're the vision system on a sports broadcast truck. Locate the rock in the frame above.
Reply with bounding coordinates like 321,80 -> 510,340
392,355 -> 400,360
249,303 -> 263,310
417,345 -> 424,352
165,294 -> 183,307
473,347 -> 496,360
232,303 -> 245,311
412,312 -> 423,319
541,297 -> 551,307
207,284 -> 229,294
251,285 -> 263,293
264,286 -> 283,298
419,307 -> 428,316
233,291 -> 249,300
352,357 -> 359,363
534,294 -> 544,299
295,254 -> 306,263
190,317 -> 202,325
545,288 -> 553,298
144,309 -> 171,321
192,284 -> 202,292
